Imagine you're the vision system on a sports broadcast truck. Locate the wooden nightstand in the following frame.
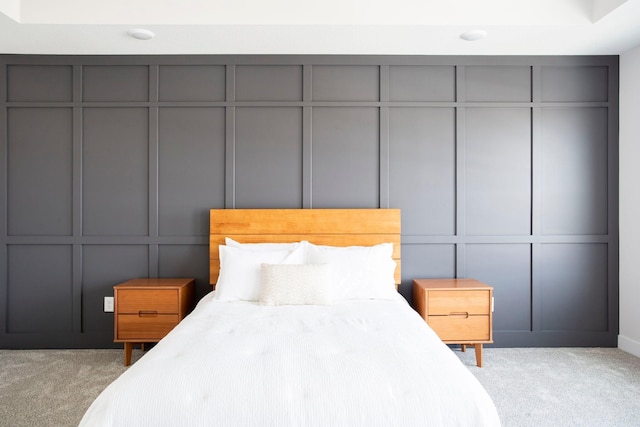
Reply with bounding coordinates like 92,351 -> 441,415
114,278 -> 195,366
413,278 -> 493,367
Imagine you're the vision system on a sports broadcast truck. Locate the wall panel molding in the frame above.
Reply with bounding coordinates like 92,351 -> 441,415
0,54 -> 619,348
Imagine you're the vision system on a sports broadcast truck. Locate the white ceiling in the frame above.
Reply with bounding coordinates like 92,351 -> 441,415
1,0 -> 639,55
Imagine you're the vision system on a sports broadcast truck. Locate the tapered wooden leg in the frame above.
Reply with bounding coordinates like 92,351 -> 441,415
475,343 -> 483,367
124,342 -> 133,366
461,344 -> 467,352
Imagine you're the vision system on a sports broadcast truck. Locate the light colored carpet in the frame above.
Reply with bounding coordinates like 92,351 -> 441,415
455,347 -> 640,426
0,347 -> 639,426
0,349 -> 143,427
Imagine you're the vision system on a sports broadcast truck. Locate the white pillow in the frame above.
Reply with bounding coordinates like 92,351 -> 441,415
259,263 -> 331,306
225,237 -> 300,251
305,242 -> 397,301
214,244 -> 306,301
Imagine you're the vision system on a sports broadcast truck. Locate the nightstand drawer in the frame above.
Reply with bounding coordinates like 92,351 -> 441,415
117,289 -> 179,314
427,290 -> 490,316
116,314 -> 181,340
428,314 -> 490,341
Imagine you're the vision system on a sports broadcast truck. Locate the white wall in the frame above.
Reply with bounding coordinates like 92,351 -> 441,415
619,44 -> 640,358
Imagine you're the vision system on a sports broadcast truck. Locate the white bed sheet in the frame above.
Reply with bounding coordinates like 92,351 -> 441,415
80,292 -> 500,426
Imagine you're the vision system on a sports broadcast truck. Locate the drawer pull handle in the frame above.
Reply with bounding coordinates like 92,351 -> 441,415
449,312 -> 469,318
138,310 -> 158,317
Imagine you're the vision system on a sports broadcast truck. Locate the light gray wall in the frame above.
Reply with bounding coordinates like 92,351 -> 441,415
0,55 -> 618,348
619,45 -> 640,358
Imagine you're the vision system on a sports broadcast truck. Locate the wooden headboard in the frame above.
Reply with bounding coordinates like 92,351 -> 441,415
209,209 -> 401,287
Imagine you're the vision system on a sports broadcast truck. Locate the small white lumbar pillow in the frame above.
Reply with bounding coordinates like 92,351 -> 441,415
259,263 -> 331,306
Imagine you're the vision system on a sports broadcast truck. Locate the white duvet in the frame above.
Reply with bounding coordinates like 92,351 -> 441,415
80,293 -> 500,426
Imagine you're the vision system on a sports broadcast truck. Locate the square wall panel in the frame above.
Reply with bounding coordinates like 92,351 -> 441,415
539,244 -> 608,332
82,245 -> 149,333
402,244 -> 456,300
235,107 -> 303,208
311,107 -> 379,208
158,245 -> 210,299
402,244 -> 456,280
540,108 -> 608,236
389,108 -> 456,236
7,108 -> 73,236
312,66 -> 379,101
7,245 -> 72,333
82,108 -> 149,236
465,66 -> 531,102
158,108 -> 225,236
465,108 -> 531,236
389,66 -> 455,102
465,244 -> 532,332
541,66 -> 608,102
235,65 -> 302,101
7,65 -> 72,102
83,66 -> 149,102
159,65 -> 226,101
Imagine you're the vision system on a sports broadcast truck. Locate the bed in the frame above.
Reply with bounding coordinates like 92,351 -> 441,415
80,208 -> 500,426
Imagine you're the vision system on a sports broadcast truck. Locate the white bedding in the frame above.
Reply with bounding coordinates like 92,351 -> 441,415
80,292 -> 500,426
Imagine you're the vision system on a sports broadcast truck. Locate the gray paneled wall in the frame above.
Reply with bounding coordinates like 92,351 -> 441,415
0,55 -> 618,348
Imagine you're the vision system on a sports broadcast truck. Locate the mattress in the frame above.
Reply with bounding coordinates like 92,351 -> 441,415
80,292 -> 501,426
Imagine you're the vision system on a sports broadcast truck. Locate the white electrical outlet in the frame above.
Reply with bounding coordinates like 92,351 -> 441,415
104,296 -> 114,312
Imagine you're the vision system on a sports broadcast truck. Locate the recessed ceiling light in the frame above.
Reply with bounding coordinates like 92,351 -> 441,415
460,30 -> 487,41
128,29 -> 155,41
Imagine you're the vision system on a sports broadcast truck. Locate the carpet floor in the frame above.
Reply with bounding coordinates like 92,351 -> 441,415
0,347 -> 639,426
456,347 -> 640,426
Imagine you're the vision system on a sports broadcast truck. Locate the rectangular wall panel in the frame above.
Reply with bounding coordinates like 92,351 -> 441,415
389,107 -> 456,235
466,244 -> 532,332
539,244 -> 608,332
465,66 -> 531,102
82,108 -> 149,236
234,107 -> 303,208
7,65 -> 72,102
159,65 -> 226,102
82,245 -> 149,333
83,66 -> 149,102
389,66 -> 455,102
465,108 -> 531,236
541,66 -> 608,102
312,66 -> 380,101
7,108 -> 73,236
158,107 -> 226,236
235,65 -> 302,101
311,107 -> 380,208
7,245 -> 72,333
540,108 -> 608,235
